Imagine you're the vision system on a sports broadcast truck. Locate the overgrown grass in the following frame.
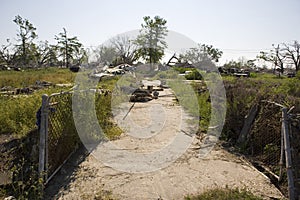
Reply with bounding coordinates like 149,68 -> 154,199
0,88 -> 68,137
222,73 -> 300,142
185,187 -> 263,200
0,68 -> 122,139
0,67 -> 75,88
0,70 -> 121,199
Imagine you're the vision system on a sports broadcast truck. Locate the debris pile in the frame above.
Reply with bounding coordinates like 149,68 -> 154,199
129,80 -> 164,102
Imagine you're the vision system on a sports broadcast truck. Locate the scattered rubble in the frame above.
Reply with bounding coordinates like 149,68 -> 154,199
0,80 -> 73,96
129,80 -> 164,102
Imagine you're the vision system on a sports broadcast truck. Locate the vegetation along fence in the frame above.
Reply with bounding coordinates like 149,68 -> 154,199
36,88 -> 300,199
38,91 -> 79,185
237,101 -> 300,200
38,88 -> 117,186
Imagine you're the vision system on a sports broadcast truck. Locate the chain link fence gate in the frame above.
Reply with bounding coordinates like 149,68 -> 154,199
38,89 -> 116,187
38,91 -> 80,185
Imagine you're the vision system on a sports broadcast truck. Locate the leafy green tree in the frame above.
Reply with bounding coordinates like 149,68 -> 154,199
179,44 -> 223,64
55,28 -> 84,68
223,58 -> 256,70
13,15 -> 38,67
223,60 -> 243,69
135,16 -> 168,64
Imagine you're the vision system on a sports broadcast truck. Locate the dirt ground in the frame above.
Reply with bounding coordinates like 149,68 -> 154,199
44,88 -> 284,200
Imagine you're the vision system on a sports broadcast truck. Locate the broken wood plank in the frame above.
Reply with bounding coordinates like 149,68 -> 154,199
237,104 -> 258,145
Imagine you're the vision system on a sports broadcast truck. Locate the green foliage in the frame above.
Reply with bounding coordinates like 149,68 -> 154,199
135,16 -> 168,64
95,93 -> 122,140
0,15 -> 88,68
179,43 -> 223,64
296,70 -> 300,79
0,95 -> 40,136
55,28 -> 86,67
9,160 -> 43,199
185,187 -> 263,200
168,78 -> 199,117
153,69 -> 179,79
222,74 -> 300,143
185,69 -> 203,80
13,15 -> 38,67
223,58 -> 256,70
173,67 -> 194,74
197,91 -> 211,131
0,67 -> 75,88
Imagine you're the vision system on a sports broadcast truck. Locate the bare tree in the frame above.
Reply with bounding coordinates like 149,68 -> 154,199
36,41 -> 58,67
258,44 -> 286,75
91,45 -> 117,65
0,39 -> 17,67
110,35 -> 138,65
282,40 -> 300,72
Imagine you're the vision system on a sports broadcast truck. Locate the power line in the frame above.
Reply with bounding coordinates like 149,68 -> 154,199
221,48 -> 272,52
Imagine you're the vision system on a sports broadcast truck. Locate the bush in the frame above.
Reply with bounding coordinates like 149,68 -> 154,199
185,69 -> 203,80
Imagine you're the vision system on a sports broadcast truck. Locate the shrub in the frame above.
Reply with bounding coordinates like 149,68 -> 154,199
185,69 -> 203,80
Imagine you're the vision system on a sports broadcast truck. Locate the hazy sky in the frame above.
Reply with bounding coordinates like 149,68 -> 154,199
1,0 -> 300,64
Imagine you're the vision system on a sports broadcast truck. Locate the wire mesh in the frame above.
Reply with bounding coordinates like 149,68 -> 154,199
247,102 -> 289,195
43,89 -> 118,182
249,103 -> 282,171
47,92 -> 79,179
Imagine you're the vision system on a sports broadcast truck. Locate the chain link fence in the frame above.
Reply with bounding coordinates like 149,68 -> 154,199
243,101 -> 299,199
47,92 -> 79,182
248,102 -> 282,175
38,91 -> 79,184
38,89 -> 117,185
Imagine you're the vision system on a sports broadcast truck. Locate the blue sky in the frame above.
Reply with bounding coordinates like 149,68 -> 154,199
1,0 -> 300,64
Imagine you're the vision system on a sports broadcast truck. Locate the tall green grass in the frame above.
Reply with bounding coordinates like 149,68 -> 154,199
0,68 -> 122,138
0,67 -> 75,88
0,88 -> 65,136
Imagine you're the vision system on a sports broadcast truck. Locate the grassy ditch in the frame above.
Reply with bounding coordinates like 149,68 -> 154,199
222,74 -> 300,142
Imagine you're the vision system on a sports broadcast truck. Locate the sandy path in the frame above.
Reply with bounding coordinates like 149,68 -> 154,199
45,88 -> 284,200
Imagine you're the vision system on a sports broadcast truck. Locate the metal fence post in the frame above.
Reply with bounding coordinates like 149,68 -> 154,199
39,94 -> 49,182
282,107 -> 295,200
279,123 -> 285,182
